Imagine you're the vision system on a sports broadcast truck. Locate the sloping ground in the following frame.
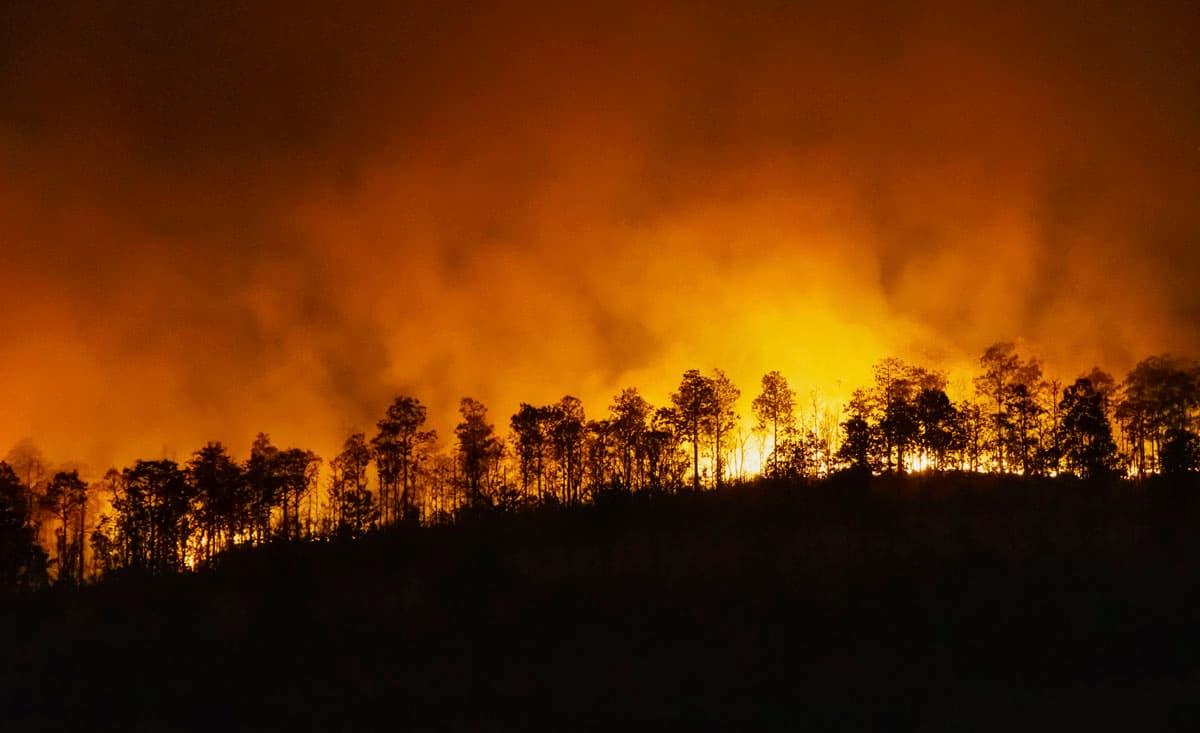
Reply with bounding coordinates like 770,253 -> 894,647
4,474 -> 1200,730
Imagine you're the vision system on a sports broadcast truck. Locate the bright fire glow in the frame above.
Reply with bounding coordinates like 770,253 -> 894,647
0,2 -> 1196,477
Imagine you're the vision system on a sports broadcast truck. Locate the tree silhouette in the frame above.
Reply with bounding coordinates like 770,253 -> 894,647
956,401 -> 986,472
609,388 -> 651,491
41,471 -> 87,583
837,389 -> 878,473
914,388 -> 961,471
752,371 -> 797,479
245,433 -> 282,544
1056,378 -> 1119,480
187,442 -> 245,560
276,448 -> 321,540
89,513 -> 118,580
511,403 -> 551,501
873,358 -> 911,473
548,396 -> 586,503
456,398 -> 499,507
869,359 -> 947,473
1161,428 -> 1200,476
671,370 -> 717,491
1036,376 -> 1065,475
373,396 -> 437,525
583,416 -> 615,493
5,439 -> 49,559
1117,356 -> 1200,476
116,460 -> 193,574
331,433 -> 375,536
709,370 -> 741,488
1003,382 -> 1044,475
772,429 -> 828,480
0,461 -> 48,592
18,337 -> 1200,593
975,343 -> 1041,472
89,469 -> 123,578
644,407 -> 686,492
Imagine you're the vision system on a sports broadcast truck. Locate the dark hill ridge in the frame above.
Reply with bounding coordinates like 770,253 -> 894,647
4,474 -> 1200,730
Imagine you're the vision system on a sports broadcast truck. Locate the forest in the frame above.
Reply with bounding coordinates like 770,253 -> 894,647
3,341 -> 1200,728
4,0 -> 1199,726
2,340 -> 1198,590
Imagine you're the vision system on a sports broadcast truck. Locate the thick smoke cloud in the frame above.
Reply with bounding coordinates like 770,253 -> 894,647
1,1 -> 1198,470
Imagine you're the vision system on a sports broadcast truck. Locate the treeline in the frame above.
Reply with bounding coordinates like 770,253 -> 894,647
2,341 -> 1199,589
832,344 -> 1200,480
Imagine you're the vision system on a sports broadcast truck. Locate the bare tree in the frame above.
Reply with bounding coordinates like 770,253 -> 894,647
709,369 -> 741,487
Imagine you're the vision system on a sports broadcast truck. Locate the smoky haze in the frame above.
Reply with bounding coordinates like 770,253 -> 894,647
1,1 -> 1198,470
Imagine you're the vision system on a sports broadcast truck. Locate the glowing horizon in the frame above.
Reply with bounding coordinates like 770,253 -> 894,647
1,1 -> 1198,472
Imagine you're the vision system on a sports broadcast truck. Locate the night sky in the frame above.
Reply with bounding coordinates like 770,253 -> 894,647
2,1 -> 1198,468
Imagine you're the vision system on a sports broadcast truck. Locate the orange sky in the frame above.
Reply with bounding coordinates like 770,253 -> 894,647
1,1 -> 1198,472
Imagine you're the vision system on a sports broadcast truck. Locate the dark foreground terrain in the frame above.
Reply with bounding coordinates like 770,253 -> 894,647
5,473 -> 1200,730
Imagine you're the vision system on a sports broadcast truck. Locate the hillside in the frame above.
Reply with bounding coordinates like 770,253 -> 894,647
4,473 -> 1200,730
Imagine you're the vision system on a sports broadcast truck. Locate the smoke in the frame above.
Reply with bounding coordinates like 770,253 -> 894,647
1,0 -> 1198,470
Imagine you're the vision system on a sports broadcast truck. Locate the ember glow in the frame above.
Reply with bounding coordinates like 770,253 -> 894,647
1,1 -> 1198,469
